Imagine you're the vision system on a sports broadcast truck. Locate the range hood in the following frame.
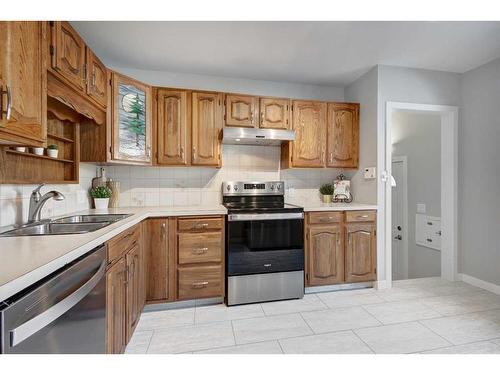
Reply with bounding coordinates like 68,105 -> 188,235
222,127 -> 295,146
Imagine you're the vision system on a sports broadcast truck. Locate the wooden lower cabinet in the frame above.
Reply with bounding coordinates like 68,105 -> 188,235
345,222 -> 377,283
105,223 -> 145,354
307,224 -> 344,285
305,210 -> 376,287
106,257 -> 127,354
144,218 -> 171,302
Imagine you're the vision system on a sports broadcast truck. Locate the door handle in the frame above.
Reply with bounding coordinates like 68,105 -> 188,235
10,260 -> 106,347
394,235 -> 402,240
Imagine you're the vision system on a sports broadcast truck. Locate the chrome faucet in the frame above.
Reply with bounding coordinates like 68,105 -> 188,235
28,184 -> 65,223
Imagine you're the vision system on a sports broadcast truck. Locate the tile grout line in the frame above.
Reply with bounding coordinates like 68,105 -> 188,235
351,329 -> 376,354
230,319 -> 238,346
358,304 -> 385,326
415,320 -> 455,346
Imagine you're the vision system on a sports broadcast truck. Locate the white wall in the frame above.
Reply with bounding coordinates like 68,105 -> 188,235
110,66 -> 345,101
459,57 -> 500,286
392,111 -> 441,278
344,66 -> 379,204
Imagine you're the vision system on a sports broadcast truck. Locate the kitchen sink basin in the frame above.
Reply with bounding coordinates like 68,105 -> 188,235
51,214 -> 132,224
0,222 -> 112,237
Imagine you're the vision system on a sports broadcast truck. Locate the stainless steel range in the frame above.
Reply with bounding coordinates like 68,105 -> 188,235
222,181 -> 304,306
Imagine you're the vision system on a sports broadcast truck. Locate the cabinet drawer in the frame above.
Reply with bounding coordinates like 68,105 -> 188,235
107,224 -> 140,264
308,211 -> 343,224
178,232 -> 222,264
345,211 -> 376,223
178,217 -> 223,232
178,265 -> 223,300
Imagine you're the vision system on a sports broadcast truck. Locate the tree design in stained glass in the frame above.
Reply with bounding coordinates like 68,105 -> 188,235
118,84 -> 146,157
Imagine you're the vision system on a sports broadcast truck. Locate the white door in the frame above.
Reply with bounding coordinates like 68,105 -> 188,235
391,157 -> 408,280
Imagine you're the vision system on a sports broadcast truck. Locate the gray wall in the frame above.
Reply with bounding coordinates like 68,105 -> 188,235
392,111 -> 441,278
344,66 -> 379,204
460,57 -> 500,285
109,66 -> 345,101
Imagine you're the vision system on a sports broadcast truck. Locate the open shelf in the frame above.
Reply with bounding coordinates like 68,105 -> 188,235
5,149 -> 75,163
47,133 -> 75,144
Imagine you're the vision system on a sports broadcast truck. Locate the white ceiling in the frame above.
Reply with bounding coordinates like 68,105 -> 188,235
72,21 -> 500,87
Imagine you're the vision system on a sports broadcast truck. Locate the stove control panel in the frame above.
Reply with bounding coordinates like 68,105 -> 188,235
222,181 -> 285,196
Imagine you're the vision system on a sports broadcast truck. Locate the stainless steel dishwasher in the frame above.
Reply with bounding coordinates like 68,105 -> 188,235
0,245 -> 106,354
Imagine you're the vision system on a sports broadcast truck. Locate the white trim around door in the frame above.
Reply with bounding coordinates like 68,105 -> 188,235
381,102 -> 458,287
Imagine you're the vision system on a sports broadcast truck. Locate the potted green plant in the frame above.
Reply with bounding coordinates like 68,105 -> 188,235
319,183 -> 334,203
90,186 -> 112,210
47,144 -> 58,158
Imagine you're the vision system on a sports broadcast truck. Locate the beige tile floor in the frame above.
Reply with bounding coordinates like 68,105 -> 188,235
125,277 -> 500,354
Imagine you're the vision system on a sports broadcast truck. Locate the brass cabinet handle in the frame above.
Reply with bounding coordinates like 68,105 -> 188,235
180,146 -> 184,159
192,247 -> 208,255
357,215 -> 369,219
192,281 -> 209,289
329,152 -> 333,164
92,69 -> 96,87
193,147 -> 197,161
260,111 -> 264,125
146,145 -> 151,158
194,223 -> 209,229
161,222 -> 166,239
321,145 -> 326,164
1,85 -> 12,120
319,217 -> 334,222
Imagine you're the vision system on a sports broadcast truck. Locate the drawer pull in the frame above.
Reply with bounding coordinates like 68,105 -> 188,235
192,247 -> 209,255
319,217 -> 333,222
357,215 -> 369,219
194,223 -> 209,229
192,281 -> 209,289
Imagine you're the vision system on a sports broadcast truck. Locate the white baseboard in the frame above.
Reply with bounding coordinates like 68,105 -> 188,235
374,280 -> 391,290
458,273 -> 500,295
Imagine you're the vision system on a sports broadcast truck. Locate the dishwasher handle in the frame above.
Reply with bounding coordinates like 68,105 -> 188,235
9,259 -> 106,347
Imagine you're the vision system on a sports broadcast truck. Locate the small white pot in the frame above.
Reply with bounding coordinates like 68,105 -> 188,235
32,147 -> 44,156
47,149 -> 59,158
15,147 -> 27,152
94,198 -> 110,210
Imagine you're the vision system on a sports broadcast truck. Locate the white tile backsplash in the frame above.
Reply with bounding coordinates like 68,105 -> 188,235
0,144 -> 354,227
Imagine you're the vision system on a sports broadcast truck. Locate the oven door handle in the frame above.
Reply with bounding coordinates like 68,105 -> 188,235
9,260 -> 106,347
228,212 -> 304,221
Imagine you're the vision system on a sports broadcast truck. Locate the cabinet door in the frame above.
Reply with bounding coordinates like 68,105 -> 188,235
106,257 -> 127,354
327,103 -> 359,168
0,21 -> 46,146
86,49 -> 107,108
157,89 -> 190,165
192,91 -> 222,166
259,97 -> 290,130
111,72 -> 152,164
144,219 -> 170,302
224,94 -> 258,128
51,21 -> 86,92
345,223 -> 376,283
126,243 -> 141,341
307,224 -> 344,286
291,101 -> 326,167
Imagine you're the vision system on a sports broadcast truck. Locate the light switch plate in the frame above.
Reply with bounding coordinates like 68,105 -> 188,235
417,203 -> 426,213
364,167 -> 376,179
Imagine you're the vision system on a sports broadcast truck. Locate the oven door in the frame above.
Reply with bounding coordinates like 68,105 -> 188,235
226,212 -> 304,276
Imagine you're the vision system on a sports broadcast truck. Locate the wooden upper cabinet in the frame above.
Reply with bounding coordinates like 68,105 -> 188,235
111,72 -> 152,164
308,224 -> 344,286
192,91 -> 222,167
157,89 -> 190,165
345,222 -> 376,283
259,97 -> 290,130
106,257 -> 127,354
291,101 -> 327,168
51,21 -> 86,92
327,103 -> 359,168
86,50 -> 107,108
224,94 -> 258,128
0,21 -> 47,146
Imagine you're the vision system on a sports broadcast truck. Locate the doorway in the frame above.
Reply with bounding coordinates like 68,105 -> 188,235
381,102 -> 458,287
391,111 -> 442,281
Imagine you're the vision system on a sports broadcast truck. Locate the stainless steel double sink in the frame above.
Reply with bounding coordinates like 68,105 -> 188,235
0,214 -> 132,237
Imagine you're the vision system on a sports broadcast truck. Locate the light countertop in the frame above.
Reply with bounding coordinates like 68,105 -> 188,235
286,199 -> 378,212
0,205 -> 226,302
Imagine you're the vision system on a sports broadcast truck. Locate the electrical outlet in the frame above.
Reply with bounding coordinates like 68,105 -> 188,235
364,167 -> 376,179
